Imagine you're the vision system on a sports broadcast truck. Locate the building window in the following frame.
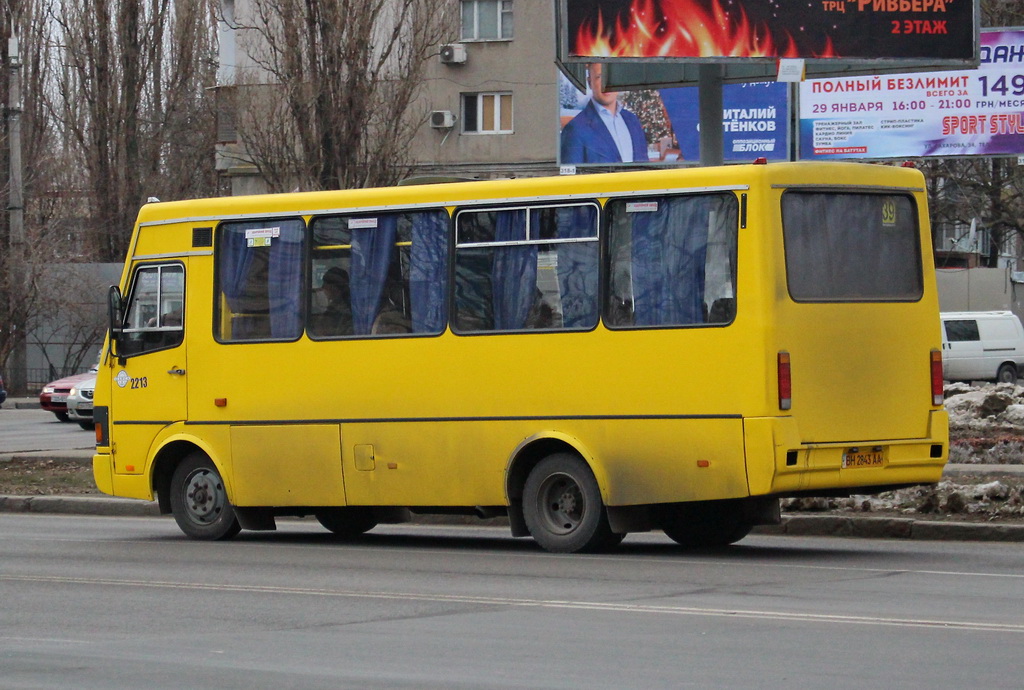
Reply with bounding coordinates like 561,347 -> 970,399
461,0 -> 513,41
462,93 -> 513,134
215,86 -> 238,143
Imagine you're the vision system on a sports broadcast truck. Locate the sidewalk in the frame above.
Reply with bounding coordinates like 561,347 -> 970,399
2,449 -> 1023,541
1,396 -> 44,410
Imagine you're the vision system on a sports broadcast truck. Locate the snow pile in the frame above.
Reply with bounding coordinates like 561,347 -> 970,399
945,382 -> 1024,464
945,381 -> 1024,429
782,479 -> 1024,520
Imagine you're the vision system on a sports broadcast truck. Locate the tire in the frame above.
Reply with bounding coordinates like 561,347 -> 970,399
996,363 -> 1017,384
315,508 -> 378,538
55,412 -> 70,422
78,421 -> 95,431
522,453 -> 618,554
656,501 -> 753,548
169,453 -> 241,540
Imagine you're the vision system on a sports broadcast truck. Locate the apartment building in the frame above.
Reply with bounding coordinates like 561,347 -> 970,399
215,0 -> 563,195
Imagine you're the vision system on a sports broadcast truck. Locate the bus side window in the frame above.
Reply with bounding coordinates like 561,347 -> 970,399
604,194 -> 738,329
308,209 -> 448,338
215,219 -> 305,342
119,264 -> 185,357
453,203 -> 599,333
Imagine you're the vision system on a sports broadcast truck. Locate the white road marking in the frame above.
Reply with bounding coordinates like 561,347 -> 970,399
3,574 -> 1022,634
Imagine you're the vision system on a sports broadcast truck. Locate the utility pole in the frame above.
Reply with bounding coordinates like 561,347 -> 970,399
6,34 -> 26,393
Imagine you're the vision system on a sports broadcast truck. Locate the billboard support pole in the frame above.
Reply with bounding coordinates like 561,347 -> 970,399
698,64 -> 723,166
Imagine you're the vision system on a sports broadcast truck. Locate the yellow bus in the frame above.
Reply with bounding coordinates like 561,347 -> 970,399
94,161 -> 948,552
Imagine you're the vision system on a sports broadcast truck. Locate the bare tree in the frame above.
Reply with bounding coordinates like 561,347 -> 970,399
2,0 -> 73,391
924,158 -> 1024,267
48,0 -> 219,262
3,0 -> 220,389
233,0 -> 454,192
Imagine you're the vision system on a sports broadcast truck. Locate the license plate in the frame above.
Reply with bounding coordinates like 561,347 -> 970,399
842,449 -> 884,468
51,394 -> 67,403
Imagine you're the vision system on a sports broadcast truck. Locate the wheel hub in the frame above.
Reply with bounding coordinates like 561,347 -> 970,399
185,470 -> 222,523
555,490 -> 578,516
539,474 -> 584,534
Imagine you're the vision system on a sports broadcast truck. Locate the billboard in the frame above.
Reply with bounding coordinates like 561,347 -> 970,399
799,29 -> 1024,159
558,69 -> 789,165
565,0 -> 977,62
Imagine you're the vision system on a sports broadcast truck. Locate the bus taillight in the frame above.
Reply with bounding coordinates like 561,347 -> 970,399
778,351 -> 792,410
931,350 -> 944,406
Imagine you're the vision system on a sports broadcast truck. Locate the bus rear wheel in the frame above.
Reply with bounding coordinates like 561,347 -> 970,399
169,453 -> 241,540
523,453 -> 618,553
315,508 -> 378,538
655,501 -> 753,548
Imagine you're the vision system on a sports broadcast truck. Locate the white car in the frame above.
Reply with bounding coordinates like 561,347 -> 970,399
941,311 -> 1024,383
66,376 -> 96,431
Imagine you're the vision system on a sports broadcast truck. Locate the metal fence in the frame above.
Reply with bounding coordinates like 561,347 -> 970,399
3,366 -> 91,396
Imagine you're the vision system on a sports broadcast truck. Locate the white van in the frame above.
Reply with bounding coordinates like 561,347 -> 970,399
940,311 -> 1024,383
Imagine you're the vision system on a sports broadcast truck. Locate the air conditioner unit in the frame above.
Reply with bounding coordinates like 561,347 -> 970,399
430,110 -> 456,128
440,44 -> 467,65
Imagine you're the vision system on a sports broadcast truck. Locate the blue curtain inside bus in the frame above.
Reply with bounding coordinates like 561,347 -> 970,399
350,216 -> 398,335
631,197 -> 709,326
267,230 -> 304,337
410,211 -> 449,332
219,219 -> 305,340
553,206 -> 598,328
492,210 -> 537,330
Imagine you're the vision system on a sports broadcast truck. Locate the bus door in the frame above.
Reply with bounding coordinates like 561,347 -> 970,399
109,261 -> 188,474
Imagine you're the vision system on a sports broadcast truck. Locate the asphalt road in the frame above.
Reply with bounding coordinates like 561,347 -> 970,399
2,514 -> 1023,689
0,406 -> 95,455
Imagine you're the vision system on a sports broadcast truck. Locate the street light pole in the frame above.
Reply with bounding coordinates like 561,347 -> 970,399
6,34 -> 26,393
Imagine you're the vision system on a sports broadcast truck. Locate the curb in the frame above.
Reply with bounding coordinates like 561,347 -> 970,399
0,494 -> 160,517
754,515 -> 1024,542
2,493 -> 1023,542
0,450 -> 95,462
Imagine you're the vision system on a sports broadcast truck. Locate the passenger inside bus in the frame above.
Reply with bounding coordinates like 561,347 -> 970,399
317,266 -> 353,335
371,278 -> 411,334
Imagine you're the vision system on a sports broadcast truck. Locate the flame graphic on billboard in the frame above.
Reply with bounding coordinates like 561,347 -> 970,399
572,0 -> 837,59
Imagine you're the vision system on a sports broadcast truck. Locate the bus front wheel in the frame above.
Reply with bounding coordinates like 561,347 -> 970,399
315,508 -> 378,538
523,453 -> 618,553
169,453 -> 241,540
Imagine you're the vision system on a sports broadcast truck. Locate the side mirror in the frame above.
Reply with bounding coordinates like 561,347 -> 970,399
107,285 -> 124,356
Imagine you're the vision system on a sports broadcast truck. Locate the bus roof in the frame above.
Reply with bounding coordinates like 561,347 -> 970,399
134,161 -> 925,228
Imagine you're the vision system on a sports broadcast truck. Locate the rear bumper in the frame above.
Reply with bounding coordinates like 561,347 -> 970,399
745,410 -> 949,497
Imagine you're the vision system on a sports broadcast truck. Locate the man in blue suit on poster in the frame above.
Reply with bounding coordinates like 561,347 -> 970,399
560,63 -> 649,164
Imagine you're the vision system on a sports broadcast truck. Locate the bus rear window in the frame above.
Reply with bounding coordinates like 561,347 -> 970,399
782,192 -> 923,302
